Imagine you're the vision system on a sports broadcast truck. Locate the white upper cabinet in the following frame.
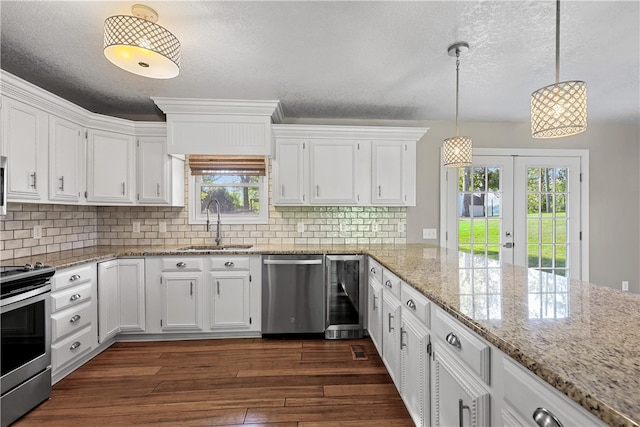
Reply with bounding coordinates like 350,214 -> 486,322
86,129 -> 135,204
272,125 -> 427,207
136,135 -> 184,206
137,136 -> 167,204
372,140 -> 416,205
310,139 -> 360,205
2,96 -> 48,201
272,139 -> 307,205
49,115 -> 84,202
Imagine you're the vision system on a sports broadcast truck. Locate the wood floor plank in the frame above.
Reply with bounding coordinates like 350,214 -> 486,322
244,403 -> 411,423
323,382 -> 400,397
13,338 -> 413,426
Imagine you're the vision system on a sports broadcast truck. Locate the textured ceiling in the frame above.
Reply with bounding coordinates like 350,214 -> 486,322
1,1 -> 638,124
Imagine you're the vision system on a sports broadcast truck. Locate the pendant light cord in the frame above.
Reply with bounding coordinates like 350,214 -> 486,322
455,50 -> 461,136
555,0 -> 560,83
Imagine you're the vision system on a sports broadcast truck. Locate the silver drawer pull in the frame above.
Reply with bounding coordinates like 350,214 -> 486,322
370,267 -> 376,274
224,261 -> 235,268
70,341 -> 81,350
533,408 -> 564,427
176,262 -> 187,268
446,332 -> 461,349
69,315 -> 81,323
69,274 -> 81,281
406,299 -> 416,310
459,399 -> 470,427
385,280 -> 393,288
69,293 -> 82,301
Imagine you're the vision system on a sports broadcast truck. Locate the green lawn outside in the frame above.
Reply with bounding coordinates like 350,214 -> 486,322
458,213 -> 567,268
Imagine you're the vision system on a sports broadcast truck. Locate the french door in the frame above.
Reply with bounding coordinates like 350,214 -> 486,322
444,151 -> 586,281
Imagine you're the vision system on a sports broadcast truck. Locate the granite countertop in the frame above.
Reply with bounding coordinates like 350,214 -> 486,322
3,243 -> 638,426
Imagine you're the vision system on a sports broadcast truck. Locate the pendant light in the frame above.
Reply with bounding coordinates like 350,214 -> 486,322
104,4 -> 181,79
443,42 -> 472,168
531,0 -> 587,138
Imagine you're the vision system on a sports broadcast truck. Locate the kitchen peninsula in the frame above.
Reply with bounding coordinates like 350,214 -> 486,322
3,243 -> 639,427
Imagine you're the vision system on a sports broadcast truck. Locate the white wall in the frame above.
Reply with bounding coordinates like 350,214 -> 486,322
407,120 -> 640,293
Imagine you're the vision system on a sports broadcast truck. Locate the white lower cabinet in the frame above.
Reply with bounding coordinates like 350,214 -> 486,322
502,358 -> 606,427
209,270 -> 251,329
381,290 -> 402,390
97,260 -> 121,343
50,263 -> 97,379
367,273 -> 383,354
160,272 -> 204,331
118,258 -> 146,332
98,258 -> 146,341
432,343 -> 491,427
401,310 -> 430,427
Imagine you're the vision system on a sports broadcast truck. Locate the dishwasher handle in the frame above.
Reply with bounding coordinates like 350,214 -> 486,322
263,259 -> 323,265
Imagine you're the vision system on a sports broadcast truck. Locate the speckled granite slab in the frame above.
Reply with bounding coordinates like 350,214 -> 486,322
2,243 -> 638,426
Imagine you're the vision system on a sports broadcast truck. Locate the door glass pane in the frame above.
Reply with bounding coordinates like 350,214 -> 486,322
458,166 -> 502,263
526,166 -> 571,278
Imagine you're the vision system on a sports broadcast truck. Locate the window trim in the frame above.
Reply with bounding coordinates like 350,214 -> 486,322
188,166 -> 269,225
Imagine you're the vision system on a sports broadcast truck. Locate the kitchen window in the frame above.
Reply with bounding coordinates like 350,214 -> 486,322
188,155 -> 268,225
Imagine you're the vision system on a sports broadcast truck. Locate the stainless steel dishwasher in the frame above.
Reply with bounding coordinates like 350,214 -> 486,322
262,255 -> 325,335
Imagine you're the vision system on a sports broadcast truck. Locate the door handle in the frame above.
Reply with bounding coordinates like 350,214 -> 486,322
190,282 -> 194,296
216,280 -> 220,296
388,313 -> 394,332
503,242 -> 514,248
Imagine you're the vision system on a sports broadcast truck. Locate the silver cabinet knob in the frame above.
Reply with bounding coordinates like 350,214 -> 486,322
176,262 -> 186,268
406,299 -> 416,310
224,261 -> 235,268
370,267 -> 376,274
70,341 -> 81,350
446,332 -> 461,349
69,293 -> 82,301
69,315 -> 81,323
69,274 -> 81,281
533,407 -> 564,427
385,280 -> 393,289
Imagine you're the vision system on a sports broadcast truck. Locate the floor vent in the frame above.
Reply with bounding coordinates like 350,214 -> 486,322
350,345 -> 369,361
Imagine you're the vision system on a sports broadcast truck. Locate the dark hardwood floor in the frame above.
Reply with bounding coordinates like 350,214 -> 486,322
15,338 -> 414,426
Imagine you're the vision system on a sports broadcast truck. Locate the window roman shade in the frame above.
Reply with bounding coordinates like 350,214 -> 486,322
188,155 -> 266,176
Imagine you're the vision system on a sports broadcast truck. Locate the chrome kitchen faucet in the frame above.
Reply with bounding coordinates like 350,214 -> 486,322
205,198 -> 222,246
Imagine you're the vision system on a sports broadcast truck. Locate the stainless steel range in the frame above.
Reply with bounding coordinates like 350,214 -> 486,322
1,263 -> 55,427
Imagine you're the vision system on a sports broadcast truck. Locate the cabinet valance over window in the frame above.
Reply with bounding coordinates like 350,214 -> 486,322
188,155 -> 266,176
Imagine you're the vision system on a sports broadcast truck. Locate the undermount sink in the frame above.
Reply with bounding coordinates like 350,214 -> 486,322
172,245 -> 253,252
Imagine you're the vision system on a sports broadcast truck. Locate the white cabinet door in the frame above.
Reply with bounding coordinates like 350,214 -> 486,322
2,97 -> 48,200
273,139 -> 307,205
309,140 -> 360,204
401,312 -> 430,427
97,260 -> 120,343
432,343 -> 491,427
49,115 -> 83,202
137,136 -> 167,204
367,275 -> 383,354
118,258 -> 145,332
209,270 -> 251,329
87,129 -> 135,204
382,291 -> 402,390
160,272 -> 203,331
372,140 -> 416,205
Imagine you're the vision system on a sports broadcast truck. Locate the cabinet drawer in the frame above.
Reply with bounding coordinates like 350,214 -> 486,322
51,282 -> 92,312
51,301 -> 92,342
161,257 -> 203,271
382,269 -> 401,299
502,358 -> 606,427
52,326 -> 93,371
209,257 -> 250,270
368,257 -> 383,284
400,283 -> 430,327
433,307 -> 491,384
52,265 -> 92,291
